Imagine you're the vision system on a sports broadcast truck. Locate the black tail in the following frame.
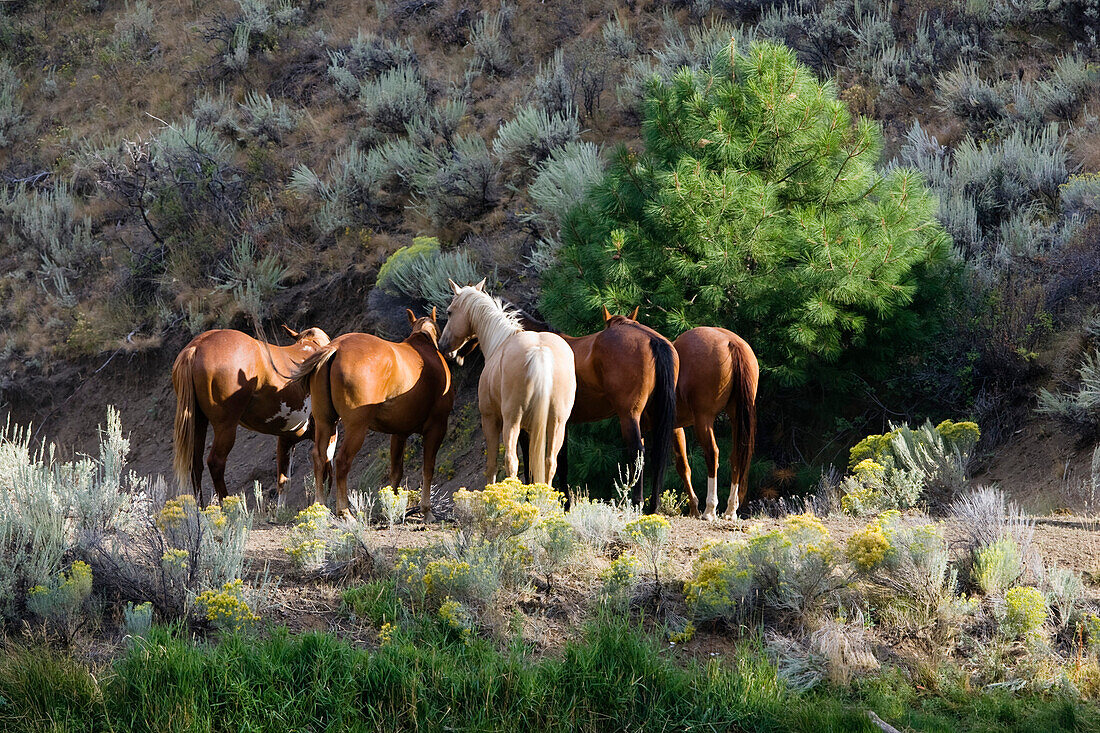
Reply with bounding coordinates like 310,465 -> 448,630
646,336 -> 677,513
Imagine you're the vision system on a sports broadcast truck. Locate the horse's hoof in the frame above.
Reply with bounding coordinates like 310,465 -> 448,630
701,512 -> 717,521
422,510 -> 436,524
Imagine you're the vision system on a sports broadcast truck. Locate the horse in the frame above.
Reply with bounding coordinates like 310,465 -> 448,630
437,280 -> 576,489
670,327 -> 759,520
172,325 -> 331,507
292,309 -> 453,520
516,307 -> 679,514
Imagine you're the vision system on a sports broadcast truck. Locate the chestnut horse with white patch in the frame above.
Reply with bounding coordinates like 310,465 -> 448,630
293,309 -> 453,520
511,306 -> 679,514
671,327 -> 758,520
438,280 -> 576,490
172,326 -> 331,507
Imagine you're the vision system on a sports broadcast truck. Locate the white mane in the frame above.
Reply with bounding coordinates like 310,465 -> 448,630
454,288 -> 524,358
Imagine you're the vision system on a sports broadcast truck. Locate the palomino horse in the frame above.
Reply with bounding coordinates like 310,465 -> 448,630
438,280 -> 576,488
292,309 -> 453,520
670,327 -> 759,520
172,325 -> 331,506
517,307 -> 679,513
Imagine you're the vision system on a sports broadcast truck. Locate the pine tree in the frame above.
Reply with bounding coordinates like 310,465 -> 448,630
541,41 -> 952,390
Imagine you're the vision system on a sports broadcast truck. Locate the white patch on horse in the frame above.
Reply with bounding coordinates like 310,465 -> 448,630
268,395 -> 311,432
326,436 -> 337,462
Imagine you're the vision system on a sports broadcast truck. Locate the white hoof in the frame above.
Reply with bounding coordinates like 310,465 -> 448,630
701,507 -> 718,521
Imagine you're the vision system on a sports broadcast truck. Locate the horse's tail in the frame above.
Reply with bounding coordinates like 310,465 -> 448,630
729,338 -> 759,510
524,345 -> 554,485
647,335 -> 678,513
287,345 -> 337,387
172,345 -> 199,496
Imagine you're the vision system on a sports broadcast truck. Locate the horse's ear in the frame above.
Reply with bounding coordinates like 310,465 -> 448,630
601,305 -> 612,323
281,324 -> 299,339
449,278 -> 461,295
629,306 -> 640,321
430,306 -> 437,322
406,308 -> 416,325
474,278 -> 486,292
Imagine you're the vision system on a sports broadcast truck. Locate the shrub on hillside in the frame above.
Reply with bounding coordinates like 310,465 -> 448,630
936,63 -> 1005,132
493,105 -> 580,179
544,42 -> 952,394
357,64 -> 430,136
288,143 -> 395,232
112,0 -> 155,58
470,2 -> 514,76
410,134 -> 500,230
236,91 -> 296,144
1037,349 -> 1100,439
841,420 -> 979,514
214,234 -> 287,321
327,30 -> 417,99
0,60 -> 22,148
204,0 -> 304,73
757,0 -> 853,72
684,514 -> 842,625
375,236 -> 479,310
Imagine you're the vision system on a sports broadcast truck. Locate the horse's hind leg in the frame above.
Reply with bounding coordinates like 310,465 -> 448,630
501,415 -> 523,481
275,435 -> 294,509
332,421 -> 368,517
191,411 -> 208,503
206,421 -> 237,505
389,434 -> 407,491
695,416 -> 720,521
311,420 -> 337,508
420,420 -> 446,523
618,414 -> 645,507
673,427 -> 699,518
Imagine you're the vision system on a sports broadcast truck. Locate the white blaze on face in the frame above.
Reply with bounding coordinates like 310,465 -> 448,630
268,396 -> 311,433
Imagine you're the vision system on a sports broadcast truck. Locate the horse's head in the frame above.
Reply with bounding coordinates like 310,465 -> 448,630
283,324 -> 331,348
601,305 -> 641,328
407,307 -> 441,347
438,277 -> 486,358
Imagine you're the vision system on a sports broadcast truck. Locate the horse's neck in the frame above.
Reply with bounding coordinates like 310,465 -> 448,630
405,332 -> 439,359
471,301 -> 521,359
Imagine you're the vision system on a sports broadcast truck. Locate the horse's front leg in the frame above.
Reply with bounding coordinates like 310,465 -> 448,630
482,412 -> 502,486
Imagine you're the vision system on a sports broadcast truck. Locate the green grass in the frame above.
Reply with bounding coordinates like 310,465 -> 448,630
0,616 -> 1097,732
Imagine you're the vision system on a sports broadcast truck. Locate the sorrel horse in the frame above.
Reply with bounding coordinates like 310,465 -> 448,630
438,280 -> 576,488
172,325 -> 331,507
670,327 -> 759,520
292,309 -> 454,520
518,307 -> 679,513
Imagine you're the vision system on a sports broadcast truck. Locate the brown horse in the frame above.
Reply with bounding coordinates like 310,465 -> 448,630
293,309 -> 453,519
172,326 -> 331,507
670,327 -> 759,520
519,307 -> 679,513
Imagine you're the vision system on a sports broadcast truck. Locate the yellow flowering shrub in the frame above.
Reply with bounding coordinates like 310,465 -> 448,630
282,502 -> 360,569
847,524 -> 890,572
454,479 -> 550,541
27,560 -> 93,630
1086,614 -> 1100,653
668,621 -> 695,644
195,578 -> 260,632
623,515 -> 671,579
1002,586 -> 1047,640
973,538 -> 1022,596
935,420 -> 980,453
378,622 -> 397,645
438,597 -> 474,642
378,486 -> 411,527
848,432 -> 898,470
683,515 -> 840,623
599,553 -> 640,607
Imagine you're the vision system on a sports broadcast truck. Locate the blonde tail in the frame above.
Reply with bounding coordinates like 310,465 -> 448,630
172,346 -> 198,496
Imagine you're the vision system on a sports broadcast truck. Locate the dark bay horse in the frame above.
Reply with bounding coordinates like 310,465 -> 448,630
293,309 -> 453,519
670,327 -> 759,520
520,307 -> 678,513
172,326 -> 331,506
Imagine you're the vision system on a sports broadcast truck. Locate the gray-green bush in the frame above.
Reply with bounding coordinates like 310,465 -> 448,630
357,65 -> 430,136
0,60 -> 22,147
236,91 -> 296,143
411,135 -> 499,229
493,105 -> 580,179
